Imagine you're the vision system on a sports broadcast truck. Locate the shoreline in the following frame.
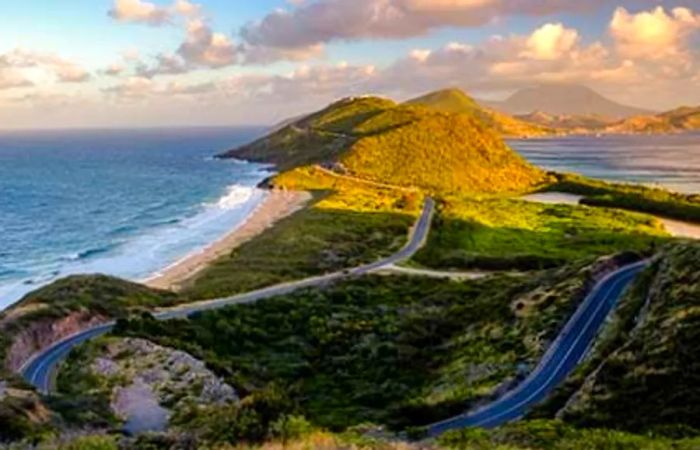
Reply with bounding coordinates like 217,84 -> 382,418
144,189 -> 312,292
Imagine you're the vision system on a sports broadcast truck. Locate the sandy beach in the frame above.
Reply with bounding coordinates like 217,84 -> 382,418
145,189 -> 312,292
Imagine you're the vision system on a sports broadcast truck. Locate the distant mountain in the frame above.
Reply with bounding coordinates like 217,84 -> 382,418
484,84 -> 654,118
405,88 -> 554,137
516,105 -> 700,135
516,111 -> 617,132
221,94 -> 545,194
606,106 -> 700,134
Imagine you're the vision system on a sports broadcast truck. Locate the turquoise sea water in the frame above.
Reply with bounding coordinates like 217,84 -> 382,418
0,127 -> 268,309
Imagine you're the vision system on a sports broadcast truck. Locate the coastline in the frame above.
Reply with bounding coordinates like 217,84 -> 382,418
144,189 -> 312,292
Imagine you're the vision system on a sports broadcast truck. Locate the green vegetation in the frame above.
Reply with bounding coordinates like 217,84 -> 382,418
0,389 -> 53,443
12,275 -> 177,317
340,106 -> 545,194
223,94 -> 546,195
223,96 -> 396,171
557,243 -> 700,434
115,259 -> 633,433
0,276 -> 175,378
413,195 -> 666,271
548,172 -> 700,223
184,189 -> 416,300
9,420 -> 700,450
405,88 -> 555,138
0,276 -> 178,443
436,419 -> 700,450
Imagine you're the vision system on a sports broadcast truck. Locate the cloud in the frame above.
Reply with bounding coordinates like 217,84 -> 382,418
108,0 -> 171,25
0,49 -> 91,85
610,6 -> 700,61
521,23 -> 579,60
102,63 -> 126,76
240,0 -> 604,51
177,19 -> 238,67
0,70 -> 33,90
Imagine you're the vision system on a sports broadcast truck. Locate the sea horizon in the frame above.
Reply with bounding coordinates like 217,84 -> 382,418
0,127 -> 271,310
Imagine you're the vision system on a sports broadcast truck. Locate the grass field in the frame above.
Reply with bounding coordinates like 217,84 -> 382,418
413,195 -> 668,271
548,172 -> 700,223
183,187 -> 419,300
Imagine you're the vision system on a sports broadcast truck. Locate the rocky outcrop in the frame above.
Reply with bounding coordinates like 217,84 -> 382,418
89,338 -> 237,434
5,311 -> 107,372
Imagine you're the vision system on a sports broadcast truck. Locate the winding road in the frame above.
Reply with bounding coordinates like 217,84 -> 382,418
427,259 -> 648,435
21,198 -> 436,393
21,196 -> 649,436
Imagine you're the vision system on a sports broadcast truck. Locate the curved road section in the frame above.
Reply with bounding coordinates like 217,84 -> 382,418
427,260 -> 648,435
22,198 -> 435,393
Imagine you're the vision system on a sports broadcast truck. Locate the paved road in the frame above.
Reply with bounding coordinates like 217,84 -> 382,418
21,198 -> 435,393
427,259 -> 648,435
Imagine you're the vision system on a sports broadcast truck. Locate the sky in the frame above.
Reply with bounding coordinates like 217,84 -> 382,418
0,0 -> 699,129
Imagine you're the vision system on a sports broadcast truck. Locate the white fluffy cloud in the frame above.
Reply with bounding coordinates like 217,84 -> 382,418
521,23 -> 579,60
610,6 -> 700,61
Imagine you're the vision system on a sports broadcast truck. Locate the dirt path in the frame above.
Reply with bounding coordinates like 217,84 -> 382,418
313,165 -> 419,192
379,264 -> 491,280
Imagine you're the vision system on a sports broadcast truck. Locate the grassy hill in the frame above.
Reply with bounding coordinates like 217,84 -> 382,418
221,95 -> 546,195
405,88 -> 554,138
224,97 -> 397,171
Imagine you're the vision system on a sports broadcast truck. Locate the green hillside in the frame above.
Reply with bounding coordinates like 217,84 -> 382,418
341,107 -> 546,193
222,97 -> 395,171
559,243 -> 700,433
405,88 -> 555,138
222,95 -> 546,195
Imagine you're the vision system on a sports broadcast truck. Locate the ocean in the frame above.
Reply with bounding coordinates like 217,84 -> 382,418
510,132 -> 700,194
0,127 -> 269,309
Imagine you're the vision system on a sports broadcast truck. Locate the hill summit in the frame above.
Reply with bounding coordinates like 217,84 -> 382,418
405,88 -> 553,137
221,93 -> 545,194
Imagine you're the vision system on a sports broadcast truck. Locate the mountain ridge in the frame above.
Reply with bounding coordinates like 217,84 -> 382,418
221,93 -> 547,194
